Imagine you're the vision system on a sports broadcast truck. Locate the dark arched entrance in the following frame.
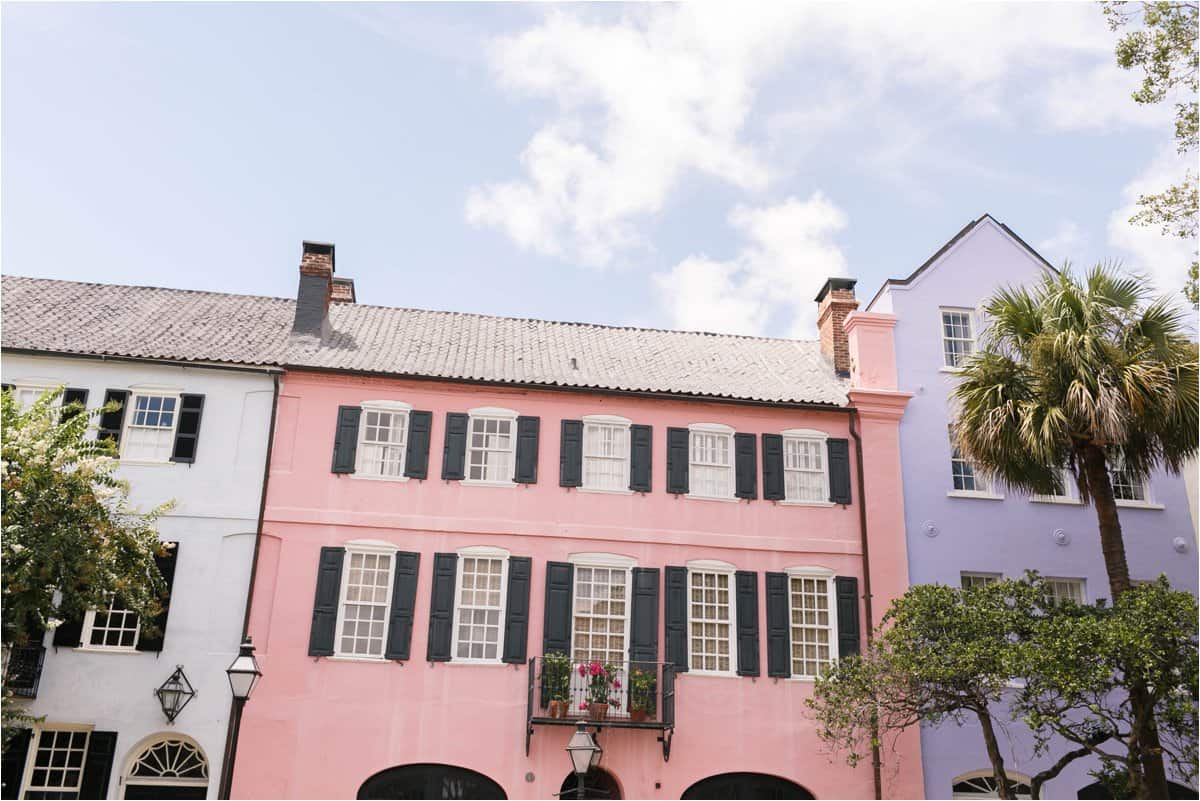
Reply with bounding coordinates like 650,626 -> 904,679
1077,779 -> 1196,799
681,772 -> 814,800
357,764 -> 507,800
560,768 -> 622,799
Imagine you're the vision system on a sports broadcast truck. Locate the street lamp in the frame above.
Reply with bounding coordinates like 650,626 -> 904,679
217,637 -> 262,799
565,723 -> 602,798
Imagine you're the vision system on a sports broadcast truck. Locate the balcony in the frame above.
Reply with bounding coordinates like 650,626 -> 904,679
525,656 -> 676,760
4,644 -> 46,699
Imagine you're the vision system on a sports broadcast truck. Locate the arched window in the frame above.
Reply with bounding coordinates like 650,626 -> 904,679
560,767 -> 622,799
952,771 -> 1033,799
121,735 -> 208,800
358,764 -> 506,800
681,772 -> 814,800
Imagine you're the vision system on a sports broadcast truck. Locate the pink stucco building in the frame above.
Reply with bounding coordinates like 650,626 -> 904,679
232,244 -> 921,800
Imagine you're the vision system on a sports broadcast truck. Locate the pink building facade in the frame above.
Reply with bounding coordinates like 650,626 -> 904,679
232,247 -> 922,800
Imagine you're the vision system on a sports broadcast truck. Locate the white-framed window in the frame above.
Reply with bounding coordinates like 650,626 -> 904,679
20,725 -> 91,800
466,407 -> 518,484
582,416 -> 631,492
355,401 -> 411,479
451,546 -> 509,662
960,572 -> 1001,590
1109,458 -> 1150,504
570,554 -> 634,666
1032,466 -> 1077,503
121,390 -> 181,462
785,566 -> 838,679
782,429 -> 829,503
1045,577 -> 1086,604
80,597 -> 140,650
123,734 -> 209,797
334,542 -> 396,659
687,560 -> 736,674
951,770 -> 1033,799
941,308 -> 975,368
10,383 -> 59,412
950,445 -> 989,494
688,423 -> 734,500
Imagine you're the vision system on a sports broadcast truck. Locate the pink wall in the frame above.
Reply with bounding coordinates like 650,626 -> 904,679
235,366 -> 921,799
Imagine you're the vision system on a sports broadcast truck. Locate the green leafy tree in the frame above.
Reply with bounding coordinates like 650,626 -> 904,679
1102,1 -> 1199,307
2,388 -> 173,741
1016,578 -> 1199,799
952,266 -> 1198,797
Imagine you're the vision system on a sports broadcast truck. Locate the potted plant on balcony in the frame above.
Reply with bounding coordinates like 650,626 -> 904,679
579,660 -> 618,721
542,651 -> 571,719
628,666 -> 657,722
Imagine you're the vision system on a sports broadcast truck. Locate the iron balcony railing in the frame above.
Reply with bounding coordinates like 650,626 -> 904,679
525,656 -> 676,760
5,644 -> 46,699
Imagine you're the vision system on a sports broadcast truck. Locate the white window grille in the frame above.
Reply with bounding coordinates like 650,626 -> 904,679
582,418 -> 630,492
356,405 -> 409,478
1110,459 -> 1148,503
336,550 -> 394,658
788,573 -> 836,678
121,393 -> 179,461
1045,578 -> 1086,604
688,568 -> 735,674
466,410 -> 517,483
783,431 -> 828,502
571,565 -> 629,666
81,597 -> 140,649
689,425 -> 734,499
1032,466 -> 1075,502
960,572 -> 1001,590
22,728 -> 90,799
12,385 -> 57,411
452,552 -> 507,661
125,736 -> 209,795
942,309 -> 975,368
950,446 -> 988,493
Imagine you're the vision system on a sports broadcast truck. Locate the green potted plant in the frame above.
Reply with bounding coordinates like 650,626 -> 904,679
542,651 -> 571,719
628,667 -> 657,722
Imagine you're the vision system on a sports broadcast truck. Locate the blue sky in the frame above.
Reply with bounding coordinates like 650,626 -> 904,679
3,3 -> 1194,339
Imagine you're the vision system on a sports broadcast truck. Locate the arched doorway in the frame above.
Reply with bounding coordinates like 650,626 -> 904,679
681,772 -> 814,800
358,764 -> 507,800
951,771 -> 1032,799
559,768 -> 622,799
121,734 -> 208,799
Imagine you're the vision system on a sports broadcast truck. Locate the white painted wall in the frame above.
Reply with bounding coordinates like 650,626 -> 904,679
2,353 -> 276,800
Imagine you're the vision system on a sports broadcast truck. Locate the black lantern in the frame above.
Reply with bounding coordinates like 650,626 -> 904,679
565,723 -> 602,797
155,666 -> 196,724
225,637 -> 262,700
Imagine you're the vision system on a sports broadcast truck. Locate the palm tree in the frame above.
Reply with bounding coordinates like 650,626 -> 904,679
951,264 -> 1198,799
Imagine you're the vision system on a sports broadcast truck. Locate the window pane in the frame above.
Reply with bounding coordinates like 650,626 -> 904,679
338,552 -> 393,657
357,408 -> 408,477
583,423 -> 629,491
454,557 -> 506,660
688,571 -> 732,672
467,417 -> 515,482
789,576 -> 834,678
689,432 -> 733,498
783,437 -> 827,501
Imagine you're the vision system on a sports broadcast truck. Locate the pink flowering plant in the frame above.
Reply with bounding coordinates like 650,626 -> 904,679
577,660 -> 620,709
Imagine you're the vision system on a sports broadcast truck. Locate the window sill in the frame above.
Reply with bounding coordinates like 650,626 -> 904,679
1115,500 -> 1165,510
348,473 -> 409,483
577,486 -> 634,496
778,499 -> 836,508
461,479 -> 517,489
1030,496 -> 1082,506
444,659 -> 507,666
938,366 -> 966,374
327,655 -> 394,664
117,459 -> 175,467
73,646 -> 139,655
684,669 -> 739,679
684,494 -> 739,503
786,675 -> 818,683
946,490 -> 1004,501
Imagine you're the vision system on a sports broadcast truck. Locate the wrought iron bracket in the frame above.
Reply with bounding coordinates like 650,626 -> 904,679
657,726 -> 674,762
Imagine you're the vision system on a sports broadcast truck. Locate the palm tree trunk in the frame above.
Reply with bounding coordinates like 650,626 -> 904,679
976,707 -> 1013,800
1079,445 -> 1131,598
1079,445 -> 1169,799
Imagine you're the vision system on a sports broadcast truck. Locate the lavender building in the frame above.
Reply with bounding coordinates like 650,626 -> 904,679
866,214 -> 1199,799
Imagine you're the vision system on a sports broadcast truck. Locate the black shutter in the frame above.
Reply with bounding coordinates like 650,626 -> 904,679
734,433 -> 758,500
828,438 -> 852,504
666,428 -> 689,495
0,384 -> 12,394
629,567 -> 659,668
541,562 -> 574,656
331,406 -> 361,474
559,420 -> 583,487
735,570 -> 760,676
60,388 -> 89,424
441,413 -> 469,481
514,416 -> 540,484
427,553 -> 457,661
169,394 -> 205,464
384,552 -> 421,660
52,614 -> 84,648
308,547 -> 345,657
765,572 -> 791,678
97,389 -> 129,444
835,576 -> 861,659
404,411 -> 433,479
762,434 -> 785,501
1,728 -> 31,798
79,730 -> 117,800
664,566 -> 688,672
629,424 -> 652,492
137,541 -> 179,652
502,557 -> 532,663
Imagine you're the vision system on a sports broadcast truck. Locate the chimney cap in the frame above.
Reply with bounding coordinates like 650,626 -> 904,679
302,241 -> 336,272
814,277 -> 857,303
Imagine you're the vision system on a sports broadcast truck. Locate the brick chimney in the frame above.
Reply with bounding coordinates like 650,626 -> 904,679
815,277 -> 858,377
293,241 -> 335,338
331,276 -> 356,304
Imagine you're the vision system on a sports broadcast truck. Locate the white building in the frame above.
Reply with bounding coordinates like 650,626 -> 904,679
1,276 -> 290,799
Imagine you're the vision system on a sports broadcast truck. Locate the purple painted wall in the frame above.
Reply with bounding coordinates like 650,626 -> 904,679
869,215 -> 1199,799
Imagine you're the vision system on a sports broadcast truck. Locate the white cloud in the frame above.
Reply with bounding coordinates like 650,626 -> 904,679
1038,220 -> 1087,265
652,193 -> 848,337
1107,144 -> 1198,297
469,4 -> 1139,267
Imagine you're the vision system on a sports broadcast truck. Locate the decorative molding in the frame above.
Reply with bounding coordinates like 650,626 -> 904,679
847,388 -> 912,421
1052,529 -> 1070,546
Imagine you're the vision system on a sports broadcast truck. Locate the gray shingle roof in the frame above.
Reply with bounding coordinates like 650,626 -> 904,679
2,275 -> 849,406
